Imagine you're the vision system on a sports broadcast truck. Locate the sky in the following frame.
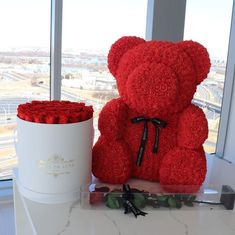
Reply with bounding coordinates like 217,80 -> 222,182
184,0 -> 233,59
0,0 -> 233,59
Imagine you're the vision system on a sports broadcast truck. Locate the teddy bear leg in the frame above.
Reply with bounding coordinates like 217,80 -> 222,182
159,147 -> 206,192
92,136 -> 132,184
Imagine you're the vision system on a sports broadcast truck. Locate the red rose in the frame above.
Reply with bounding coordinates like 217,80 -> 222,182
89,192 -> 104,205
34,114 -> 45,123
46,115 -> 57,124
80,111 -> 90,121
24,114 -> 33,122
17,100 -> 93,124
69,113 -> 80,123
59,114 -> 68,124
17,109 -> 25,120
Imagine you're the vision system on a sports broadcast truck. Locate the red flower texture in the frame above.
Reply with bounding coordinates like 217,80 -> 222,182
17,100 -> 93,124
89,192 -> 104,205
89,186 -> 109,205
92,36 -> 210,192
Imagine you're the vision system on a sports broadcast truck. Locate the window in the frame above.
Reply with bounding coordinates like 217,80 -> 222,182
0,0 -> 147,179
62,0 -> 147,142
1,0 -> 233,180
184,0 -> 233,153
0,0 -> 50,179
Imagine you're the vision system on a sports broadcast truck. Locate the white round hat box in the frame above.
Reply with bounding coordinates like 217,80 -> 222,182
15,117 -> 94,204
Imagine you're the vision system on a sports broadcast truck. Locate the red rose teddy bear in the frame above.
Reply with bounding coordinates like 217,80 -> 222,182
92,36 -> 210,191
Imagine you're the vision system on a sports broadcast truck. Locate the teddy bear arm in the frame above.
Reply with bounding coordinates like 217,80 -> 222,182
98,98 -> 128,139
177,104 -> 208,149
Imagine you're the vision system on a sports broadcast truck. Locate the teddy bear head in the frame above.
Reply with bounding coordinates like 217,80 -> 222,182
108,36 -> 210,118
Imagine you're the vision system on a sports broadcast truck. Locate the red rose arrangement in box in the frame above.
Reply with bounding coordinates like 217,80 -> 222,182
17,100 -> 93,124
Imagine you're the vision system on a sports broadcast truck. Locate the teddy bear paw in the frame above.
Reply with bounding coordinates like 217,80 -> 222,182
92,137 -> 132,184
159,147 -> 206,192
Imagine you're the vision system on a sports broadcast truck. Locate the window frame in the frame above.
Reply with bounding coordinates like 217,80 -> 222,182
145,0 -> 186,41
50,0 -> 63,100
216,0 -> 235,158
0,179 -> 13,202
0,0 -> 53,182
1,0 -> 235,186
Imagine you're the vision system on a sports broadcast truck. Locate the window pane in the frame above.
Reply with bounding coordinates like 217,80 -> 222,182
62,0 -> 147,142
0,0 -> 50,179
184,0 -> 233,153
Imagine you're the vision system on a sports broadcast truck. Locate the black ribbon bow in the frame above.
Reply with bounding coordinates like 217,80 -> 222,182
122,184 -> 147,218
131,117 -> 167,166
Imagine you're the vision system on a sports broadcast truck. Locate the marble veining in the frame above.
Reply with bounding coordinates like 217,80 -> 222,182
103,212 -> 122,235
14,156 -> 235,235
57,200 -> 79,235
168,210 -> 189,235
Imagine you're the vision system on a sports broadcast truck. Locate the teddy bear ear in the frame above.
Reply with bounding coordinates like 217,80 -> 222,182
178,40 -> 211,84
108,36 -> 145,76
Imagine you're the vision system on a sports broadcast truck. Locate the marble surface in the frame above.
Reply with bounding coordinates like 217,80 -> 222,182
14,155 -> 235,235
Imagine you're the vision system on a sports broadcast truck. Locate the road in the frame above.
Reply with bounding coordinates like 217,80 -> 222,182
202,83 -> 222,105
2,71 -> 27,81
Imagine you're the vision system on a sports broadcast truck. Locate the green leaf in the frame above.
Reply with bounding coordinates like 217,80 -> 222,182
105,194 -> 121,209
133,193 -> 146,208
157,195 -> 168,202
146,199 -> 160,208
175,194 -> 183,201
168,196 -> 177,208
157,195 -> 169,207
175,199 -> 182,209
184,201 -> 194,207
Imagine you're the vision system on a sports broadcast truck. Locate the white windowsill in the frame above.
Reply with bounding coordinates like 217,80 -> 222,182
0,180 -> 15,235
0,179 -> 13,202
